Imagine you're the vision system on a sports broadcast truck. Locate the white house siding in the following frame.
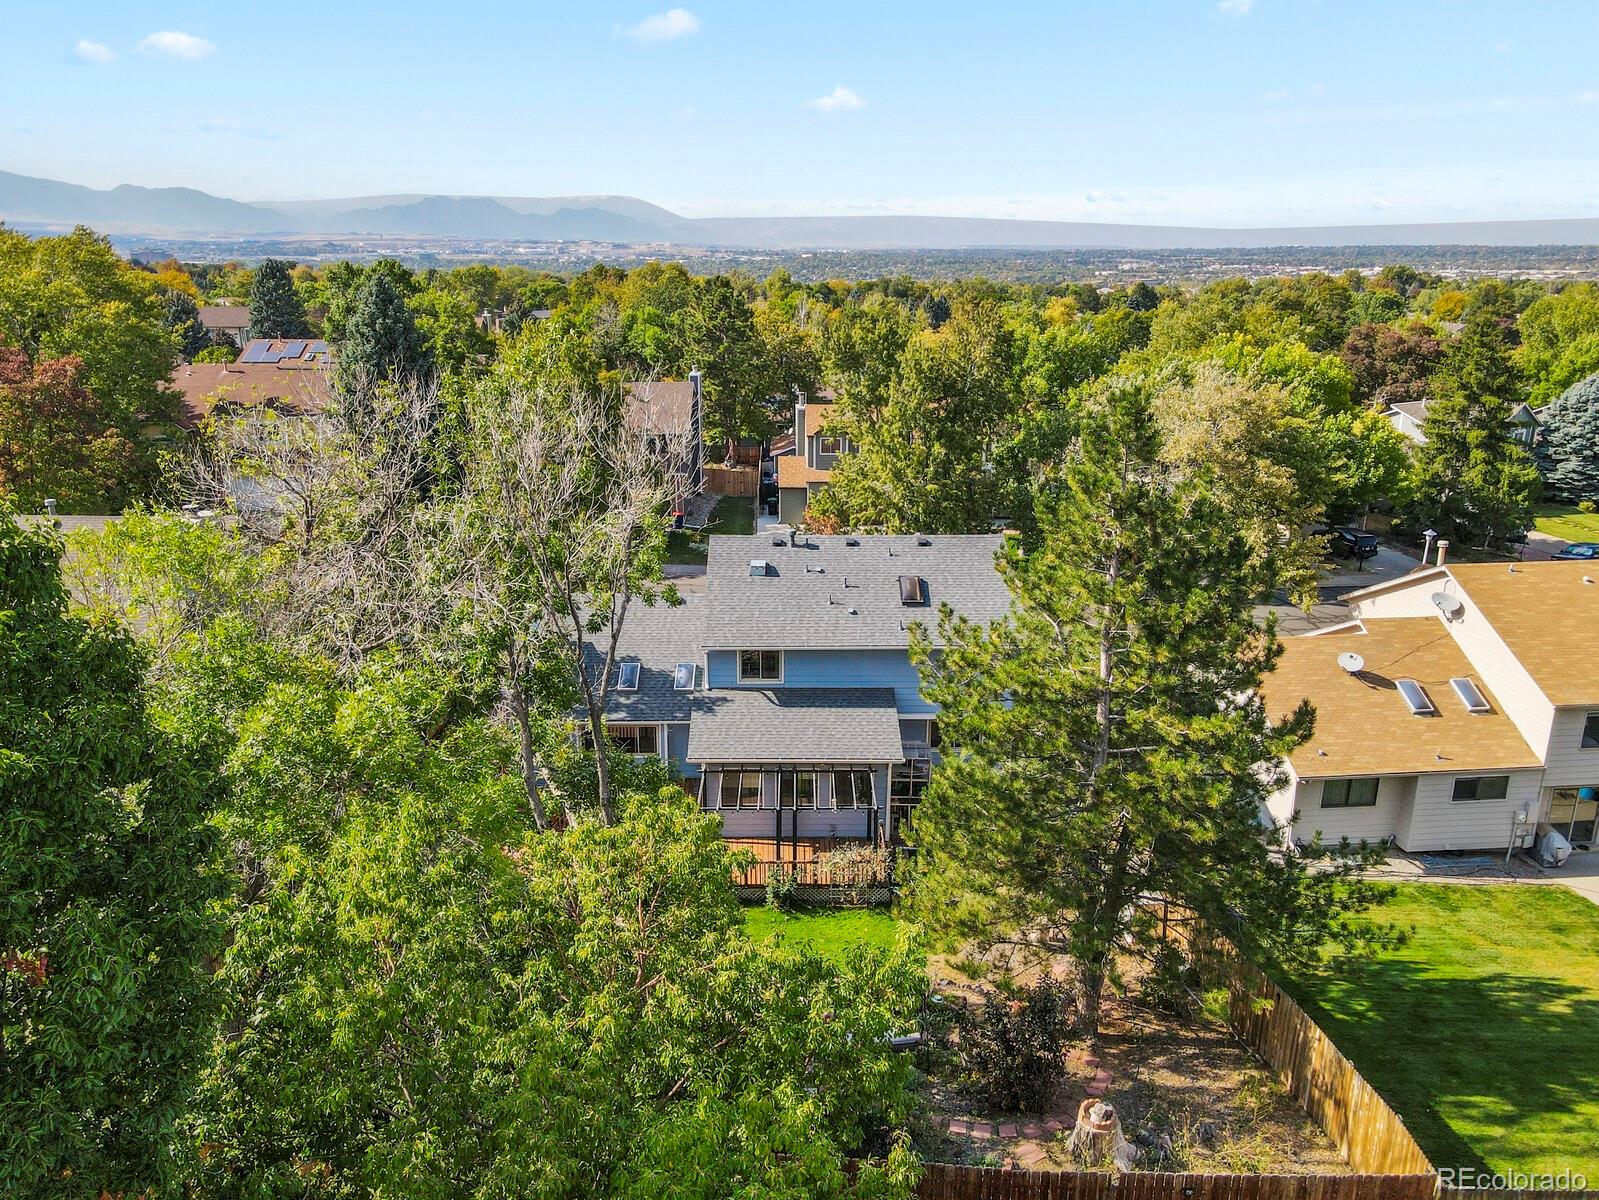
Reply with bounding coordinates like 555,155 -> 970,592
1398,770 -> 1542,851
1541,708 -> 1599,789
1285,776 -> 1411,847
1351,583 -> 1556,759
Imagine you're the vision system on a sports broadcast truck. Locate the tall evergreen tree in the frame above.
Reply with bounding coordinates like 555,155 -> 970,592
160,287 -> 211,360
1535,372 -> 1599,505
0,513 -> 223,1196
246,258 -> 311,340
906,381 -> 1389,1038
333,269 -> 432,393
1406,314 -> 1540,550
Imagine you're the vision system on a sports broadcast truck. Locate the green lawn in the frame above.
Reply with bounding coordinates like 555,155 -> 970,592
1533,503 -> 1599,543
743,907 -> 901,963
1284,884 -> 1599,1177
666,493 -> 756,565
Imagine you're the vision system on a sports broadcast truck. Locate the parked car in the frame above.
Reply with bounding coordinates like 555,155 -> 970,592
1313,525 -> 1380,562
1553,542 -> 1599,561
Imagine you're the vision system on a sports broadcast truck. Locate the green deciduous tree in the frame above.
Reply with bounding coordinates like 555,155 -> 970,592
0,513 -> 222,1198
245,257 -> 311,340
1535,372 -> 1599,504
1339,321 -> 1445,410
906,382 -> 1388,1038
1406,314 -> 1541,550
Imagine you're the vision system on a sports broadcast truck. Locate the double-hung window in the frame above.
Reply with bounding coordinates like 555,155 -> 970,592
1320,778 -> 1378,808
1451,775 -> 1509,802
719,771 -> 764,809
738,650 -> 782,683
817,435 -> 845,456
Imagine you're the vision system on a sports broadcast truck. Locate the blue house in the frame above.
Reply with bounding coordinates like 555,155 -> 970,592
597,531 -> 1010,849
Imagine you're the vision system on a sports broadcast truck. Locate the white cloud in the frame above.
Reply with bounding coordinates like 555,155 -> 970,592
138,31 -> 216,60
806,85 -> 867,113
74,39 -> 115,64
617,9 -> 700,41
1218,0 -> 1254,15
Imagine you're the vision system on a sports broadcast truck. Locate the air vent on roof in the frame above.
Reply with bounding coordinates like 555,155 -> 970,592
1450,677 -> 1490,713
749,559 -> 770,577
844,537 -> 860,547
771,536 -> 786,547
616,661 -> 640,691
915,534 -> 932,546
1432,591 -> 1464,619
899,575 -> 927,605
1396,678 -> 1435,715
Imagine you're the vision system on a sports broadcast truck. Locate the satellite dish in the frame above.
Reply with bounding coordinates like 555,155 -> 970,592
1337,652 -> 1365,675
1432,591 -> 1464,618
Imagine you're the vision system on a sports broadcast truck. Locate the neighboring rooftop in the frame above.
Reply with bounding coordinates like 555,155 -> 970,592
776,455 -> 831,489
624,379 -> 697,435
170,361 -> 330,428
703,533 -> 1010,650
1263,617 -> 1541,777
685,686 -> 903,764
1444,562 -> 1599,706
198,304 -> 251,329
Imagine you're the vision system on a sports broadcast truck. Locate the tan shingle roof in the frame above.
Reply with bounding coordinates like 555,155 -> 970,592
624,380 -> 696,434
776,455 -> 830,489
170,362 -> 330,429
1263,618 -> 1541,777
1444,562 -> 1599,706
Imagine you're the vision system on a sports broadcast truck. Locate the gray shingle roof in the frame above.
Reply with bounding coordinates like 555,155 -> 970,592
685,687 -> 904,763
702,533 -> 1009,649
593,593 -> 706,724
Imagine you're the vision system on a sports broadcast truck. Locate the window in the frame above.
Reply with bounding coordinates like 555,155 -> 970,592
1584,713 -> 1599,750
738,650 -> 782,682
607,724 -> 658,755
673,662 -> 696,691
832,769 -> 875,810
1451,775 -> 1509,802
615,661 -> 640,691
720,771 -> 764,809
778,771 -> 817,809
891,759 -> 931,806
1320,778 -> 1379,808
817,435 -> 845,456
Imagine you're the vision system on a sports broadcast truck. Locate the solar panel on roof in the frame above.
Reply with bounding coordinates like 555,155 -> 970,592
1396,678 -> 1436,715
240,341 -> 271,363
280,340 -> 306,360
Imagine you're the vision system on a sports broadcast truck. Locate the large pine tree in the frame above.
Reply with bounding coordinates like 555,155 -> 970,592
246,258 -> 311,340
1535,372 -> 1599,505
906,381 -> 1388,1038
332,268 -> 432,393
1407,314 -> 1540,549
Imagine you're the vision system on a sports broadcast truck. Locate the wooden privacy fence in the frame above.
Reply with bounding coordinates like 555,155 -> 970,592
1165,916 -> 1432,1178
703,464 -> 758,496
913,1165 -> 1439,1200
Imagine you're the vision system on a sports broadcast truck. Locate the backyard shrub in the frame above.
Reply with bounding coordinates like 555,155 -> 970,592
956,979 -> 1075,1112
764,863 -> 801,910
1580,499 -> 1597,514
815,844 -> 893,905
1139,942 -> 1197,1016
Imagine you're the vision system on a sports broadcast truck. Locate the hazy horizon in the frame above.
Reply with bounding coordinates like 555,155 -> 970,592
5,1 -> 1599,228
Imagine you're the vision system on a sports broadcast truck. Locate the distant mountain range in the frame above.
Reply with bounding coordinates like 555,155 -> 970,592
6,168 -> 1599,250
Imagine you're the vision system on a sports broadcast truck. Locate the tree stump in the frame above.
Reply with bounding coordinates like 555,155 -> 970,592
1068,1099 -> 1138,1169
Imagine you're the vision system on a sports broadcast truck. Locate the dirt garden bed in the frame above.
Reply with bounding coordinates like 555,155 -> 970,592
914,952 -> 1348,1175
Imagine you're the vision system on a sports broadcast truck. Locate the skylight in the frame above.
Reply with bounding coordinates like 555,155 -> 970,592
899,574 -> 926,605
616,661 -> 640,691
1450,677 -> 1491,713
1395,678 -> 1435,715
673,662 -> 695,691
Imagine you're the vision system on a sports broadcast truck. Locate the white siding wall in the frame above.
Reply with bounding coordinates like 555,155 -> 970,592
1352,581 -> 1556,760
1287,776 -> 1409,846
1542,708 -> 1599,789
1398,770 -> 1542,851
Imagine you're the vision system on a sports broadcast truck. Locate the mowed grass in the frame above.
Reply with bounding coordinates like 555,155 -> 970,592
1284,884 -> 1599,1177
666,493 -> 756,565
1533,503 -> 1599,543
742,906 -> 901,963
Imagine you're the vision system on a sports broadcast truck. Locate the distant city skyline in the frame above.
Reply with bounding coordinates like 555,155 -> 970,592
4,0 -> 1598,227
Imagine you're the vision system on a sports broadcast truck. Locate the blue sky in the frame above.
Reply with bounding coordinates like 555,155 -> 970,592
3,0 -> 1597,226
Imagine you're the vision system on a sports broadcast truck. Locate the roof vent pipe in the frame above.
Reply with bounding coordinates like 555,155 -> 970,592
788,527 -> 797,547
1436,539 -> 1449,566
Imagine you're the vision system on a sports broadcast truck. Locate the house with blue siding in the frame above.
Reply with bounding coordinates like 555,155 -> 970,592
595,531 -> 1010,849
